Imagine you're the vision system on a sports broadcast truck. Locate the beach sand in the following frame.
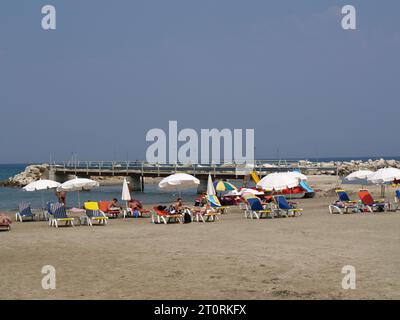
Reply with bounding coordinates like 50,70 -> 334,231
1,177 -> 399,300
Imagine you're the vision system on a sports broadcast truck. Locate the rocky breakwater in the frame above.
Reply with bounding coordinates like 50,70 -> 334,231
0,164 -> 49,187
297,158 -> 400,176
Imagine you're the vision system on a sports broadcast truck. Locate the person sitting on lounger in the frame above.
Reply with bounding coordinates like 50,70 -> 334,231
170,198 -> 184,213
128,199 -> 143,211
194,193 -> 207,207
108,198 -> 122,211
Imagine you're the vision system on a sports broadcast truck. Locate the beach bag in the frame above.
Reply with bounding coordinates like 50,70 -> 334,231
133,209 -> 140,218
183,212 -> 191,224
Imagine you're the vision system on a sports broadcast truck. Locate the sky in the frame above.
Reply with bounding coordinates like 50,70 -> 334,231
0,0 -> 399,163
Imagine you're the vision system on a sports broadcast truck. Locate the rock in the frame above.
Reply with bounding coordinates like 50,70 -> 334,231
0,164 -> 49,187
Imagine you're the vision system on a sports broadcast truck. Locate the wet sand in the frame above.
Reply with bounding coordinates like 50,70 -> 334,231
1,178 -> 399,300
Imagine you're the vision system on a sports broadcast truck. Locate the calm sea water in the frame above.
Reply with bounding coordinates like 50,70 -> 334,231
1,157 -> 399,211
0,164 -> 201,211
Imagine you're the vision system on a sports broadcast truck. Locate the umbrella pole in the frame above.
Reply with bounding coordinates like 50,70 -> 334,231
78,191 -> 81,208
41,191 -> 45,220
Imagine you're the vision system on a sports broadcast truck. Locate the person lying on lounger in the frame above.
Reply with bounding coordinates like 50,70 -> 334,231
0,214 -> 12,226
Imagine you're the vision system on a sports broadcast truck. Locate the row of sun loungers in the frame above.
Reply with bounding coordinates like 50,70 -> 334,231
329,189 -> 400,214
243,195 -> 303,219
9,189 -> 399,230
151,206 -> 221,224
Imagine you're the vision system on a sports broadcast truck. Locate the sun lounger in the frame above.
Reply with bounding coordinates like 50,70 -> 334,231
357,190 -> 387,212
206,194 -> 229,215
273,195 -> 303,217
328,189 -> 361,214
124,204 -> 150,218
151,206 -> 182,224
83,202 -> 108,226
336,189 -> 358,203
394,190 -> 400,211
189,206 -> 220,222
98,201 -> 121,219
46,202 -> 56,225
246,197 -> 273,219
15,203 -> 36,222
50,203 -> 75,228
0,215 -> 12,231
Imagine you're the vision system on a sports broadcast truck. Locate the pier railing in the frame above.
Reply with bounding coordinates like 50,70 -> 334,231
48,160 -> 338,177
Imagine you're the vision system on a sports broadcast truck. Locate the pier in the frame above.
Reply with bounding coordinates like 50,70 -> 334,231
47,160 -> 338,193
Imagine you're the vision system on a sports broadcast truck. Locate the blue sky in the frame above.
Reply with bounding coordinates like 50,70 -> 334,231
0,1 -> 399,163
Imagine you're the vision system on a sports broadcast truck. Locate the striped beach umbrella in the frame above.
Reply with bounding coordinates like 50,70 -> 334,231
213,180 -> 237,192
207,174 -> 221,207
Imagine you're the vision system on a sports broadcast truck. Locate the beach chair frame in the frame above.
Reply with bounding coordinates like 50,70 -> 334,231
50,203 -> 75,228
246,198 -> 273,219
15,203 -> 35,222
84,209 -> 108,226
189,207 -> 220,223
358,190 -> 388,213
83,202 -> 109,226
329,190 -> 361,214
273,195 -> 303,217
151,207 -> 182,224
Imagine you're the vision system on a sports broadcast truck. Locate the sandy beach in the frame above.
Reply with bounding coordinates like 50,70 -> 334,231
1,176 -> 399,300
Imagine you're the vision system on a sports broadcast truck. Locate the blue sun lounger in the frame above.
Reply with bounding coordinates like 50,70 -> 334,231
328,189 -> 361,214
15,203 -> 35,222
50,203 -> 75,228
274,195 -> 303,217
246,197 -> 273,219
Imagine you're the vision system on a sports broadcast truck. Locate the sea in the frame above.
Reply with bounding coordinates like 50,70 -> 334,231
1,157 -> 399,211
0,163 -> 200,212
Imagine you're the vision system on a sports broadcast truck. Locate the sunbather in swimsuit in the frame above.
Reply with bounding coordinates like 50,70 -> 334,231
108,198 -> 122,211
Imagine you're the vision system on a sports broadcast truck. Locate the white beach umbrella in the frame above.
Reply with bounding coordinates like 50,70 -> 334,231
23,179 -> 61,212
121,178 -> 131,202
288,171 -> 308,181
57,178 -> 99,191
57,178 -> 100,207
367,168 -> 400,184
23,179 -> 61,191
158,173 -> 200,192
239,188 -> 264,196
257,172 -> 302,191
345,170 -> 375,181
367,168 -> 400,197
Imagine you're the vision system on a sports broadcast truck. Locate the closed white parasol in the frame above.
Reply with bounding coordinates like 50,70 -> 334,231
121,178 -> 131,201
